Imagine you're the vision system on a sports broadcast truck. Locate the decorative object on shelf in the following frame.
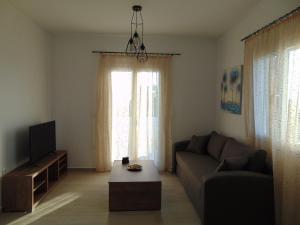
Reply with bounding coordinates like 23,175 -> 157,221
221,65 -> 243,114
122,157 -> 129,164
127,163 -> 142,171
125,5 -> 148,63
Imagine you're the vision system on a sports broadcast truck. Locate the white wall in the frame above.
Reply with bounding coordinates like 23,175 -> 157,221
52,34 -> 217,168
215,0 -> 300,141
0,0 -> 52,207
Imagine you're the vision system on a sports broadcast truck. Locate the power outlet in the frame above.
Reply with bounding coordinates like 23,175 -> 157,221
2,168 -> 6,176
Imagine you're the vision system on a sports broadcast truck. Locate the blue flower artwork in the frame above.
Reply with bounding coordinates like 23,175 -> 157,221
221,65 -> 243,114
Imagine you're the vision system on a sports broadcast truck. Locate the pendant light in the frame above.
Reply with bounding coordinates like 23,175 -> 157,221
125,5 -> 148,62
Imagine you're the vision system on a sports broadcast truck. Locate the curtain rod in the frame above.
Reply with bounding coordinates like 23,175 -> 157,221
92,51 -> 181,56
241,5 -> 300,42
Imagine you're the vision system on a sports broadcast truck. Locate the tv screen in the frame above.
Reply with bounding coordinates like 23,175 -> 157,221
29,121 -> 56,164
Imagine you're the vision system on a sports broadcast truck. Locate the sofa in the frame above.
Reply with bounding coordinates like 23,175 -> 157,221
173,131 -> 275,225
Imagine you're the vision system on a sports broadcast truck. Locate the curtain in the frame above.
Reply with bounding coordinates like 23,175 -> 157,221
96,55 -> 172,172
244,13 -> 300,225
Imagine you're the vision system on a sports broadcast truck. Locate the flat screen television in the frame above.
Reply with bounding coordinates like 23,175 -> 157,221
29,121 -> 56,164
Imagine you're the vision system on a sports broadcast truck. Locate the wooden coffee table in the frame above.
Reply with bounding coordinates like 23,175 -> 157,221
109,160 -> 161,211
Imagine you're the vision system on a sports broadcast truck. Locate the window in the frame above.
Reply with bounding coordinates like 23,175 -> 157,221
287,48 -> 300,144
253,48 -> 300,147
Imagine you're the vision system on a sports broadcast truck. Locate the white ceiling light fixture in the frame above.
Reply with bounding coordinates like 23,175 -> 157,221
125,5 -> 148,63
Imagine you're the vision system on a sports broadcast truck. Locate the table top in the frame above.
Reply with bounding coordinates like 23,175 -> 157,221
3,150 -> 67,178
109,160 -> 161,183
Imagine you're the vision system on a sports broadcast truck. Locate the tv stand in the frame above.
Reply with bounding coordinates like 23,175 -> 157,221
2,150 -> 67,212
28,163 -> 40,167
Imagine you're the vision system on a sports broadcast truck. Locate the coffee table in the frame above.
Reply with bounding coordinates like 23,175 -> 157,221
109,160 -> 161,211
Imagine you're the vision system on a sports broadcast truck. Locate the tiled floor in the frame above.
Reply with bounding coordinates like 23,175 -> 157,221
0,171 -> 201,225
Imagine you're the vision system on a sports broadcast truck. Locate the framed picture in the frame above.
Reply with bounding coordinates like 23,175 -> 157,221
221,65 -> 243,114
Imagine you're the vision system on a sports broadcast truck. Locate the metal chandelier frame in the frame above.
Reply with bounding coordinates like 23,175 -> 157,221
125,5 -> 148,62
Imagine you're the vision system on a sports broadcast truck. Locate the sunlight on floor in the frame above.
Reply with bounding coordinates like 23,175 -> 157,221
5,192 -> 80,225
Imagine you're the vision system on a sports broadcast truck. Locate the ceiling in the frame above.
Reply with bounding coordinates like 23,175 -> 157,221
11,0 -> 260,37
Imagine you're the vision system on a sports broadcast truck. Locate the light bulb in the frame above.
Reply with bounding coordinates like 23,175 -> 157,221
137,43 -> 148,63
132,31 -> 141,50
125,37 -> 136,56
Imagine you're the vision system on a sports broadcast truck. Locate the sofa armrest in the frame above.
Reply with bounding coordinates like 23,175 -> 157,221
172,140 -> 190,173
201,171 -> 275,225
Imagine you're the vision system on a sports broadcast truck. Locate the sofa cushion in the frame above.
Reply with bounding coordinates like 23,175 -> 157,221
185,135 -> 210,154
176,151 -> 219,215
245,150 -> 267,173
220,139 -> 254,161
207,132 -> 228,161
176,151 -> 219,184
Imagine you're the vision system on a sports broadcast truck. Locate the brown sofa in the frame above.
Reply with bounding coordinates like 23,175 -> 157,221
173,131 -> 275,225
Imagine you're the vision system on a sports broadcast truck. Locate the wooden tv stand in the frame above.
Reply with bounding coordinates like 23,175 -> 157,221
2,150 -> 67,212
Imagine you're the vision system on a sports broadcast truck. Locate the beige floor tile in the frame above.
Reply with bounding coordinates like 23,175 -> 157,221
0,171 -> 201,225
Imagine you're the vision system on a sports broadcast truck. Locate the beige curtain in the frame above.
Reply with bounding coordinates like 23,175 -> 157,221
244,12 -> 300,225
96,54 -> 172,172
95,55 -> 113,172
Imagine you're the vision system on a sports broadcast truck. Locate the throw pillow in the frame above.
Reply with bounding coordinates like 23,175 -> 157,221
185,135 -> 209,154
245,150 -> 267,173
220,138 -> 254,161
207,131 -> 228,161
216,155 -> 249,172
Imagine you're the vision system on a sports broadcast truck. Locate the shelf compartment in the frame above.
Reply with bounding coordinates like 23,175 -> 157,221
48,161 -> 59,183
59,156 -> 67,163
33,178 -> 47,204
59,162 -> 67,170
33,169 -> 47,190
48,180 -> 56,190
33,192 -> 46,205
33,180 -> 46,192
58,155 -> 67,177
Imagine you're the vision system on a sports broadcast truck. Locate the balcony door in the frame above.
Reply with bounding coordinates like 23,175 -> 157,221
111,70 -> 162,166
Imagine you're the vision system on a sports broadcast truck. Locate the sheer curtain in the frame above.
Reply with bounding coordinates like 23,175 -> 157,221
244,13 -> 300,225
96,55 -> 172,171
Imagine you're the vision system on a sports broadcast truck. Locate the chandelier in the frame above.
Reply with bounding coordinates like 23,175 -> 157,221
125,5 -> 148,62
